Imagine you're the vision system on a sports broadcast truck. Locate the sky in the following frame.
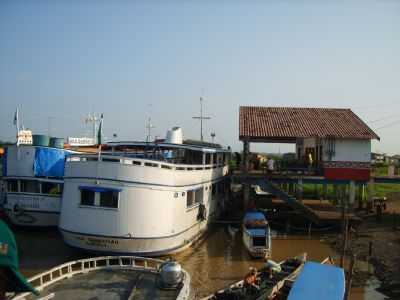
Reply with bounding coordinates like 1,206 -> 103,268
1,1 -> 399,153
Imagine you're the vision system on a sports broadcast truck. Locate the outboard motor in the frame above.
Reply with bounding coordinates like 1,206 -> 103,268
159,261 -> 184,289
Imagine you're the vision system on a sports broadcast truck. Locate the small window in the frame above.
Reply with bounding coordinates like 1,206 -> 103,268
161,165 -> 172,170
7,180 -> 18,192
132,161 -> 141,165
81,190 -> 95,206
86,157 -> 98,162
20,180 -> 39,193
186,190 -> 195,207
100,191 -> 119,208
102,158 -> 120,163
195,188 -> 203,204
42,182 -> 62,195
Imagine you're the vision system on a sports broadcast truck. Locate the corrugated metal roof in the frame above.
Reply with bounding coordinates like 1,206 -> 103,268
239,106 -> 379,141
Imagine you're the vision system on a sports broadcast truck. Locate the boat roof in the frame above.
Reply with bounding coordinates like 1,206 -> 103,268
24,269 -> 183,300
106,141 -> 230,153
287,262 -> 345,300
243,211 -> 266,222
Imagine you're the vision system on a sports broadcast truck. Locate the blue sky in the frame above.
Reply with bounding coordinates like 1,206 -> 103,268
1,1 -> 399,153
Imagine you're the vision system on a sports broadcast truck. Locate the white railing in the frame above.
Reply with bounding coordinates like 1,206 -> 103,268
12,256 -> 191,300
67,154 -> 227,172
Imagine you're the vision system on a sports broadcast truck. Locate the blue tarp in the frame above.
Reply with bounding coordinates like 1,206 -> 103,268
247,228 -> 266,237
33,147 -> 67,178
288,262 -> 345,300
243,211 -> 266,222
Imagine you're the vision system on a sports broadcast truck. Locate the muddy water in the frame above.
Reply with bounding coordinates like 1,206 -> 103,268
14,226 -> 383,300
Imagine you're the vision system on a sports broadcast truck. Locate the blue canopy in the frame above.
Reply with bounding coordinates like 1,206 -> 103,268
288,262 -> 345,300
243,211 -> 266,222
33,147 -> 67,178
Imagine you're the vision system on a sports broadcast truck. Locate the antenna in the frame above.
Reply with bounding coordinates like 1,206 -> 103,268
211,132 -> 216,143
192,97 -> 211,141
146,117 -> 155,143
85,113 -> 100,142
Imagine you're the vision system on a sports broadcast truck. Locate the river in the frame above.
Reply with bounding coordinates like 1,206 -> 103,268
14,225 -> 385,300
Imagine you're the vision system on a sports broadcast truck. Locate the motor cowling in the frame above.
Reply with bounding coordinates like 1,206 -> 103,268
159,261 -> 183,289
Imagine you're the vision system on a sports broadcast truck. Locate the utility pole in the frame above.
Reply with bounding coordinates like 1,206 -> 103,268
192,97 -> 211,142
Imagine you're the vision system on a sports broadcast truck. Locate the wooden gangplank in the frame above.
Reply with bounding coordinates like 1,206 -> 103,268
255,179 -> 321,224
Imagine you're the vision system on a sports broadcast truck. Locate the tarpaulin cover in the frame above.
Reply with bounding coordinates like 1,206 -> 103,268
247,228 -> 267,237
288,262 -> 345,300
243,211 -> 266,222
33,147 -> 67,178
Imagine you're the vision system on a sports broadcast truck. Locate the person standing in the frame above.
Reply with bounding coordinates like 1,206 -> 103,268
267,157 -> 275,176
0,220 -> 39,299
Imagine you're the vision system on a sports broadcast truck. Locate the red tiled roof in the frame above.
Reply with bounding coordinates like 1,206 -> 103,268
239,106 -> 379,142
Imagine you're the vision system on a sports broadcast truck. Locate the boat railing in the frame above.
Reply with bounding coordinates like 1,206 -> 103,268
67,153 -> 227,172
11,256 -> 191,300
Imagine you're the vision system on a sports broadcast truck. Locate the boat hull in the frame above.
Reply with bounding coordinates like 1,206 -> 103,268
60,222 -> 208,256
3,193 -> 60,227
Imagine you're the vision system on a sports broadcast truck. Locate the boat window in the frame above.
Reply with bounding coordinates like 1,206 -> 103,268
205,153 -> 211,165
42,182 -> 62,195
100,191 -> 119,208
253,236 -> 266,247
212,184 -> 216,196
186,190 -> 195,207
102,158 -> 120,163
7,180 -> 18,192
161,165 -> 172,170
195,188 -> 204,204
20,180 -> 40,194
81,190 -> 95,206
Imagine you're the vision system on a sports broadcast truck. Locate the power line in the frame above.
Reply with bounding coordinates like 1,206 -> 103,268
375,119 -> 400,130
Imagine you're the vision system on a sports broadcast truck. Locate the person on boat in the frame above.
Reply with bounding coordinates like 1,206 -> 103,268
243,267 -> 259,294
0,220 -> 39,299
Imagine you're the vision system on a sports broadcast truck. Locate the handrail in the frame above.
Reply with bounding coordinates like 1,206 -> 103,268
12,256 -> 191,300
67,153 -> 228,172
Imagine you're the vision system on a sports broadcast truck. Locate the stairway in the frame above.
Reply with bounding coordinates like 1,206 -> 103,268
255,179 -> 320,224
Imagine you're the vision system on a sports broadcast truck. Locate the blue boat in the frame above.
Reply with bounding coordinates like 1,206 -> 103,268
242,211 -> 271,258
287,261 -> 345,300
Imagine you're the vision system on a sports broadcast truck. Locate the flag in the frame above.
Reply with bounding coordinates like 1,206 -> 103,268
13,107 -> 19,127
97,113 -> 103,145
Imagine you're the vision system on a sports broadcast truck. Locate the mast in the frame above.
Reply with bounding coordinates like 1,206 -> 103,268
146,117 -> 155,143
192,97 -> 211,141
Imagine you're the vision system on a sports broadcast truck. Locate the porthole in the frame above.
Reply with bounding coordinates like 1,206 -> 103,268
174,192 -> 179,198
182,192 -> 185,197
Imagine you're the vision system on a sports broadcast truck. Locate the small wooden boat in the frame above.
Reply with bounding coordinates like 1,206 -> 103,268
273,257 -> 345,300
202,254 -> 306,300
242,211 -> 271,258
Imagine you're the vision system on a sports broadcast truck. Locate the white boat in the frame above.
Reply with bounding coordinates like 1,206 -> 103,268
59,127 -> 231,256
2,144 -> 69,227
10,256 -> 192,300
242,211 -> 271,258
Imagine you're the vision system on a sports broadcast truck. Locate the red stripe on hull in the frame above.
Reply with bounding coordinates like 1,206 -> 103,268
324,168 -> 370,181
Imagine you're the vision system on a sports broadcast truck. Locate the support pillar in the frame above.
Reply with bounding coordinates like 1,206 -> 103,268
243,140 -> 250,209
349,180 -> 356,207
297,178 -> 303,202
367,178 -> 375,213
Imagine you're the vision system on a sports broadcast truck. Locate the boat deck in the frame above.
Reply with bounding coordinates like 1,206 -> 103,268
25,269 -> 181,300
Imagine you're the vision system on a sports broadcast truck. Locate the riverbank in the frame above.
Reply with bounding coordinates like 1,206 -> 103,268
327,194 -> 400,299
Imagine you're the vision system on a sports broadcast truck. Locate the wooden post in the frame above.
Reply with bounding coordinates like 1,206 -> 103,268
340,186 -> 348,268
367,178 -> 375,213
243,140 -> 250,209
297,178 -> 303,202
349,180 -> 356,208
323,183 -> 328,200
345,254 -> 357,300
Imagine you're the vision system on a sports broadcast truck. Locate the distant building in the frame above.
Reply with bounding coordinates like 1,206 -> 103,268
239,106 -> 380,181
